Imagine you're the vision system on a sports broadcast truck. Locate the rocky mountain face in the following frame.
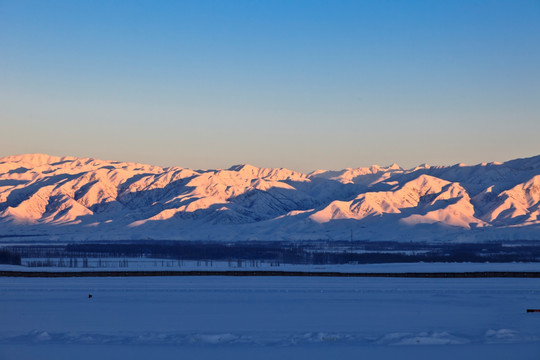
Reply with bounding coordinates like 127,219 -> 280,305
0,153 -> 539,242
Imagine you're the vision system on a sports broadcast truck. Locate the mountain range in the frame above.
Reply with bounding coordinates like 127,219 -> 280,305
1,153 -> 539,242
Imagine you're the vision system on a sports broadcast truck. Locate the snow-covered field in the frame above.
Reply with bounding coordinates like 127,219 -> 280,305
3,260 -> 540,273
1,276 -> 540,359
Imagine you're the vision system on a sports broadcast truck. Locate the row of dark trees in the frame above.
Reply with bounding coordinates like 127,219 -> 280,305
0,249 -> 21,265
3,240 -> 540,266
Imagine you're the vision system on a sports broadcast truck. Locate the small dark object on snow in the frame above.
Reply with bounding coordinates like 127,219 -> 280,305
88,294 -> 92,299
526,309 -> 540,312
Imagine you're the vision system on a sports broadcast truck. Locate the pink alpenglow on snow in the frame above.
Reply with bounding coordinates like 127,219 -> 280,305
0,153 -> 539,242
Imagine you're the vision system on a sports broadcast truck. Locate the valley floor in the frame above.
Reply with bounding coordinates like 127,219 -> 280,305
3,260 -> 540,273
1,276 -> 540,359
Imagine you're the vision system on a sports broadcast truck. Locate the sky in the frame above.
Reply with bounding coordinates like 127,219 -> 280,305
1,0 -> 539,172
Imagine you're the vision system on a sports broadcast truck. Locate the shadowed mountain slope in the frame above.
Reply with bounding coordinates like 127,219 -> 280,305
1,153 -> 539,242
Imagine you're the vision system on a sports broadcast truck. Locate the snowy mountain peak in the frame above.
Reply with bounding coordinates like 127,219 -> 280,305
0,153 -> 75,168
1,153 -> 539,242
228,164 -> 259,173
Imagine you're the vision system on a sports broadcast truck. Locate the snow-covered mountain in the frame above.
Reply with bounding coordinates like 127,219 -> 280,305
1,153 -> 539,242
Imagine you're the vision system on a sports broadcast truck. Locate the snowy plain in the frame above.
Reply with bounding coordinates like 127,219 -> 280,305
1,276 -> 540,360
3,260 -> 540,273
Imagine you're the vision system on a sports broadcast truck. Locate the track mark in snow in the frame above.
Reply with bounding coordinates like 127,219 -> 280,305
2,329 -> 538,347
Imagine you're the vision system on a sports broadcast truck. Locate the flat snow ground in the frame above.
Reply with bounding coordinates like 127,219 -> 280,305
5,260 -> 540,273
1,276 -> 540,359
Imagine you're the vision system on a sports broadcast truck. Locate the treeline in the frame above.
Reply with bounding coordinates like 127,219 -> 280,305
4,240 -> 540,266
65,242 -> 305,263
310,251 -> 539,264
0,249 -> 21,265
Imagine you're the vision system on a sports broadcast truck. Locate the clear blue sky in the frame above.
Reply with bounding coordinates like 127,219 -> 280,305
1,0 -> 539,172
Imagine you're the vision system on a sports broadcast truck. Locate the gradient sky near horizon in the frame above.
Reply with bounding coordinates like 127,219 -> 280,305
1,0 -> 539,172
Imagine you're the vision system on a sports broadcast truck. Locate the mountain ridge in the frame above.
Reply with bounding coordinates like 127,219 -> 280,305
1,153 -> 539,242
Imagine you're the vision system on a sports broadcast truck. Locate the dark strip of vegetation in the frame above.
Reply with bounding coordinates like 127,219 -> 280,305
2,270 -> 540,278
0,249 -> 21,265
3,240 -> 540,266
